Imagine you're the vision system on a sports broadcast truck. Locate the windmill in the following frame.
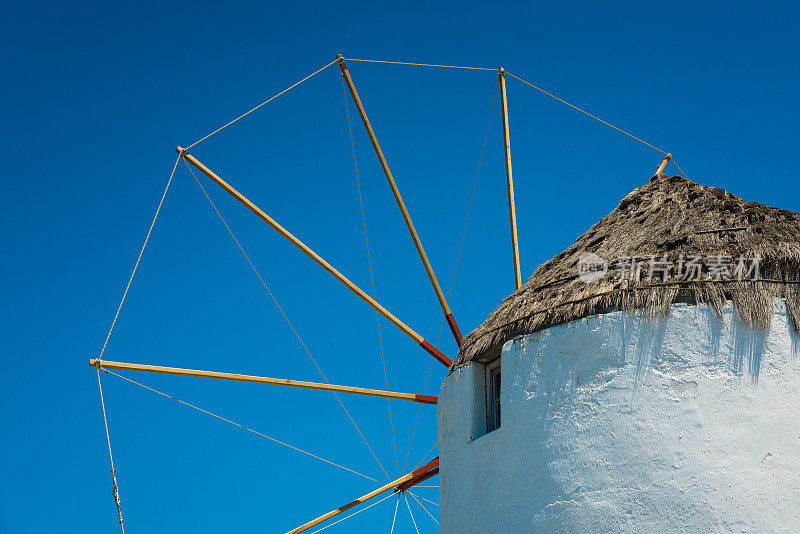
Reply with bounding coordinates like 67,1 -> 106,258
90,54 -> 681,533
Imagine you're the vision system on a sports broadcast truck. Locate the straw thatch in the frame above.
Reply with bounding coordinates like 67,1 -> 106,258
455,174 -> 800,367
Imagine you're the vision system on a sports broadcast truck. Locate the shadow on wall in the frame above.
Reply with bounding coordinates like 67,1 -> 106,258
514,299 -> 796,428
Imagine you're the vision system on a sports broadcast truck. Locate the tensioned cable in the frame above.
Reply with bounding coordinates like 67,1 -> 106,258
183,161 -> 390,482
307,492 -> 396,534
412,442 -> 438,471
96,369 -> 125,533
400,356 -> 434,475
404,494 -> 421,534
670,158 -> 690,180
342,77 -> 400,479
343,59 -> 683,176
401,80 -> 500,474
507,68 -> 690,178
345,58 -> 499,72
408,492 -> 439,525
408,492 -> 439,507
97,155 -> 180,361
185,59 -> 339,150
445,78 -> 500,298
390,495 -> 400,534
504,71 -> 668,155
102,368 -> 378,482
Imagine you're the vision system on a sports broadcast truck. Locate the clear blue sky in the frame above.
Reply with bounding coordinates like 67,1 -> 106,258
2,1 -> 798,532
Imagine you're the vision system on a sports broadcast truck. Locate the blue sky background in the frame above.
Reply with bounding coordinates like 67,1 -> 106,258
2,1 -> 798,532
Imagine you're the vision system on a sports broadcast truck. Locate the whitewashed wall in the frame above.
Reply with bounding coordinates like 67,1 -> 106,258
438,300 -> 800,533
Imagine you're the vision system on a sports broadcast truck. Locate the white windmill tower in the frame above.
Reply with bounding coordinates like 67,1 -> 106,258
439,173 -> 800,532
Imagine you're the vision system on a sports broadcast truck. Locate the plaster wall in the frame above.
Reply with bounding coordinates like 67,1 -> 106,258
438,300 -> 800,533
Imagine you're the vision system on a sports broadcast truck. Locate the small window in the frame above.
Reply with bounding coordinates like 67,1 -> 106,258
486,359 -> 501,432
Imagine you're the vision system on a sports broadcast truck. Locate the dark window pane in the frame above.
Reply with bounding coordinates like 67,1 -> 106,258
487,367 -> 501,432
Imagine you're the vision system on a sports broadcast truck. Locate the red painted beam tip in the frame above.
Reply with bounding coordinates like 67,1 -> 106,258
414,394 -> 438,405
445,313 -> 464,347
419,340 -> 453,367
396,459 -> 440,493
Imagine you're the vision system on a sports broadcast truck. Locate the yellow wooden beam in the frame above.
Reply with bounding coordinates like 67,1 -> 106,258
499,68 -> 522,291
337,55 -> 463,347
177,147 -> 452,368
654,153 -> 672,176
286,458 -> 439,534
89,359 -> 438,405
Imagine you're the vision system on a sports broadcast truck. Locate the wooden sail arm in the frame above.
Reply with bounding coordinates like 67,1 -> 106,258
654,153 -> 672,176
394,464 -> 439,493
499,67 -> 522,291
337,55 -> 464,347
176,147 -> 452,368
286,458 -> 439,534
89,359 -> 438,405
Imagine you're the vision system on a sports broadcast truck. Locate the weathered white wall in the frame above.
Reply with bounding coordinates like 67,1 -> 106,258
438,300 -> 800,533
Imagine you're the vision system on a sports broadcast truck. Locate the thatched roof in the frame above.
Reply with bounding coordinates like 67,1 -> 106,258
455,174 -> 800,367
